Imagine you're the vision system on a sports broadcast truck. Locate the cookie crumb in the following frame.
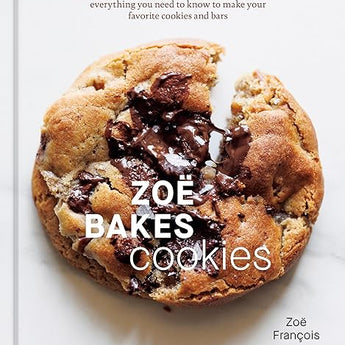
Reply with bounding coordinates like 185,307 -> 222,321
163,305 -> 172,312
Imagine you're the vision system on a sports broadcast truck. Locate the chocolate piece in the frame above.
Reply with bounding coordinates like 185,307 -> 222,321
265,205 -> 276,215
112,157 -> 157,184
157,225 -> 223,277
141,272 -> 161,292
153,204 -> 224,237
77,171 -> 106,185
111,157 -> 159,202
67,171 -> 106,214
106,72 -> 252,190
206,264 -> 219,278
151,72 -> 191,105
237,212 -> 245,220
111,236 -> 141,264
162,270 -> 179,287
76,237 -> 92,253
215,172 -> 245,196
105,121 -> 137,157
219,125 -> 252,176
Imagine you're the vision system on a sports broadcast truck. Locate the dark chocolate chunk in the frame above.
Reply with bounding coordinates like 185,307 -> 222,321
76,237 -> 92,253
106,73 -> 252,184
111,157 -> 158,202
237,212 -> 245,220
206,264 -> 219,278
215,172 -> 245,196
219,125 -> 252,176
265,205 -> 276,215
67,171 -> 106,214
107,72 -> 214,178
141,272 -> 161,292
162,270 -> 179,287
274,212 -> 289,223
77,171 -> 106,185
111,236 -> 141,264
150,72 -> 191,105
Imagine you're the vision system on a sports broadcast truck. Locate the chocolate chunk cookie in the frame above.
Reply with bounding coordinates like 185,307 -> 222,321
32,40 -> 323,306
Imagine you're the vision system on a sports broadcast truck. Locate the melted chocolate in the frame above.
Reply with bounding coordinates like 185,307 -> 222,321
67,171 -> 106,214
265,205 -> 276,215
103,72 -> 253,284
215,172 -> 245,197
237,212 -> 245,220
106,73 -> 214,178
151,72 -> 191,105
111,236 -> 141,264
111,157 -> 159,202
112,157 -> 157,182
218,125 -> 251,176
106,72 -> 251,201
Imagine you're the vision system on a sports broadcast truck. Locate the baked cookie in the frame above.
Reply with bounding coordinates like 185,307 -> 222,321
32,40 -> 323,306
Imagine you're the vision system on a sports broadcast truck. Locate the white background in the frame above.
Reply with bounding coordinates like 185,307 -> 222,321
6,0 -> 345,344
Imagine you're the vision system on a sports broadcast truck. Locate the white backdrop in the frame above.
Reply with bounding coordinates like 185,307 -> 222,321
12,0 -> 345,344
